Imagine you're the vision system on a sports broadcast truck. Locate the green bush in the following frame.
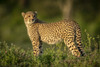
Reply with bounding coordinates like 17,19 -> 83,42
0,31 -> 100,67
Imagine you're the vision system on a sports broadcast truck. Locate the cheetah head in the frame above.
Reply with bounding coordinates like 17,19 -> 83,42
22,11 -> 37,25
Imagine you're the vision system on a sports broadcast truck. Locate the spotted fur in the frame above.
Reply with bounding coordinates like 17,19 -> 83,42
22,11 -> 84,57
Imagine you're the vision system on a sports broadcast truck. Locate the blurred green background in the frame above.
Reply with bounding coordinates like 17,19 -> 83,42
0,0 -> 100,48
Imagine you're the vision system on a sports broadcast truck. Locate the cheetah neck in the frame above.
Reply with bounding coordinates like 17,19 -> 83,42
25,22 -> 39,31
25,23 -> 33,29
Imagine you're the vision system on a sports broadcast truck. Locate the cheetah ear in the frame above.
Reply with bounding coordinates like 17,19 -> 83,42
34,11 -> 37,14
21,12 -> 25,17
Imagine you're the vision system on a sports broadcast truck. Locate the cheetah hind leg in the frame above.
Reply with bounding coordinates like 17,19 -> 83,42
64,37 -> 81,57
76,27 -> 85,56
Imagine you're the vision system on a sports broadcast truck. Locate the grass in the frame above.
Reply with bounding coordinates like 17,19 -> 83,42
0,32 -> 100,67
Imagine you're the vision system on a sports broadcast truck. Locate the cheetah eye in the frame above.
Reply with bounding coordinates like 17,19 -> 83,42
33,15 -> 35,17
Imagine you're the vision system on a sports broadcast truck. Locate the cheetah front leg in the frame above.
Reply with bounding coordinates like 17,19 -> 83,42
64,36 -> 81,57
32,40 -> 42,56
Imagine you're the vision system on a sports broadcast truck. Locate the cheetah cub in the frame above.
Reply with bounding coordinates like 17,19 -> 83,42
22,11 -> 84,57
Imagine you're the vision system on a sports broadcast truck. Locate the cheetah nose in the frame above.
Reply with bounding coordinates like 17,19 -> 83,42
32,19 -> 34,21
32,19 -> 36,22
